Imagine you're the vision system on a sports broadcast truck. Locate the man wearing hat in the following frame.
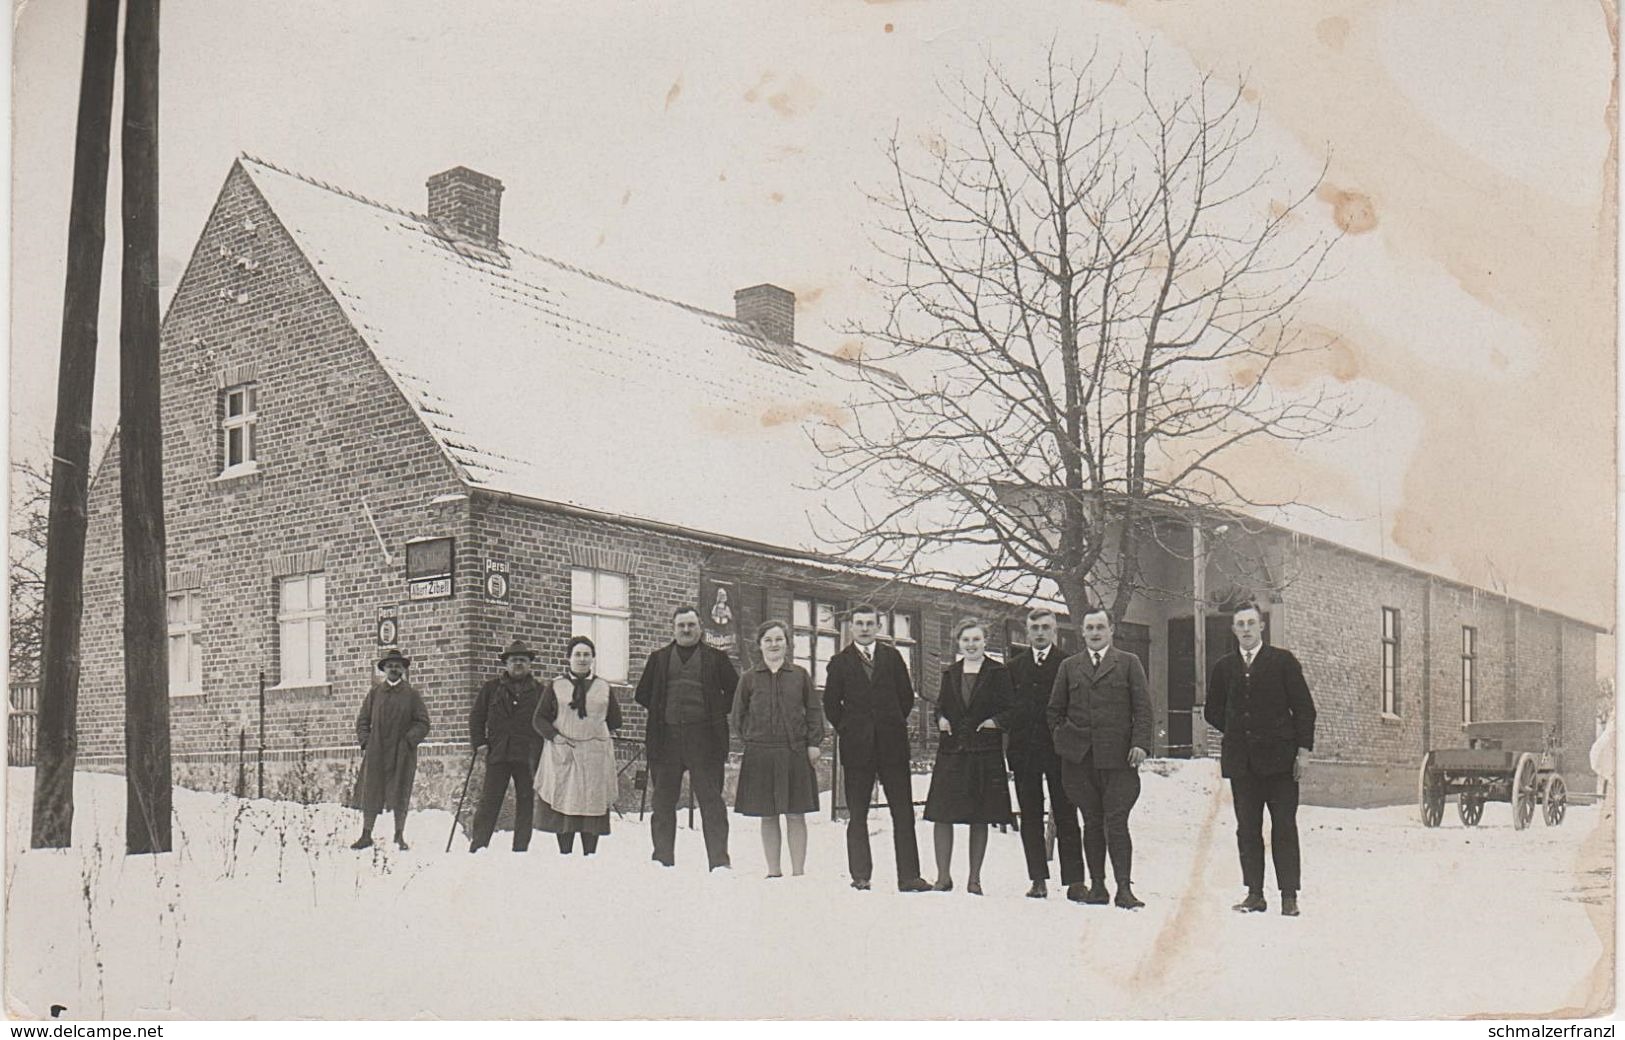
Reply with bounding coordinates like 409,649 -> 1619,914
468,638 -> 548,852
349,649 -> 432,850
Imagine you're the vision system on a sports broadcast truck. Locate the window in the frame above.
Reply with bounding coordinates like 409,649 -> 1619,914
166,591 -> 203,695
221,384 -> 259,475
792,597 -> 843,689
1461,625 -> 1477,723
876,608 -> 919,678
278,572 -> 326,686
571,568 -> 630,683
1381,607 -> 1401,715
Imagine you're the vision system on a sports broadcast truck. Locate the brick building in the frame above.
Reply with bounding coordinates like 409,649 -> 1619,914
72,157 -> 1605,808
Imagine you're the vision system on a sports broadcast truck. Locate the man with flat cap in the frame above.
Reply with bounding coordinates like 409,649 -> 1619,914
468,638 -> 548,852
349,648 -> 432,850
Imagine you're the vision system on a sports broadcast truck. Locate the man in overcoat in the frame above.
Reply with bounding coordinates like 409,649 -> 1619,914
1005,608 -> 1085,899
822,603 -> 932,893
1047,606 -> 1154,909
468,638 -> 548,852
633,605 -> 740,869
1203,602 -> 1317,917
349,648 -> 431,850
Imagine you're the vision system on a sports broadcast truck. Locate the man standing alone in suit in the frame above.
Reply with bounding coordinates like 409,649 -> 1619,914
1204,602 -> 1317,917
1047,606 -> 1154,909
823,603 -> 933,893
1005,608 -> 1086,900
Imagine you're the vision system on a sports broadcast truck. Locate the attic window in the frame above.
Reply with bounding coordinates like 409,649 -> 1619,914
220,383 -> 259,477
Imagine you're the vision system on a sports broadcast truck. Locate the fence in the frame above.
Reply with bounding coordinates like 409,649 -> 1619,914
9,683 -> 38,767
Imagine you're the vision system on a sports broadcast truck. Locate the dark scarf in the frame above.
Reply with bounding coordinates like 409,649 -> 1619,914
568,671 -> 594,719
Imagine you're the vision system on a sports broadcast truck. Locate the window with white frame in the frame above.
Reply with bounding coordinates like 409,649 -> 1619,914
1381,607 -> 1401,716
571,567 -> 630,683
277,572 -> 326,686
876,608 -> 919,678
166,590 -> 203,695
792,597 -> 843,690
220,383 -> 259,475
1461,625 -> 1477,723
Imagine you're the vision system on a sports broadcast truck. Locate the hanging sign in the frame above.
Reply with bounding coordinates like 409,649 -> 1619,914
485,559 -> 511,601
377,606 -> 400,648
406,536 -> 455,601
700,575 -> 740,658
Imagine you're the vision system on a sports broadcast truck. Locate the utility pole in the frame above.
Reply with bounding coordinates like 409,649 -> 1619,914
120,0 -> 172,855
30,0 -> 122,850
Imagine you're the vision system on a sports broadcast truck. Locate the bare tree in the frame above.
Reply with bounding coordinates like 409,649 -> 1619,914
9,455 -> 51,684
817,48 -> 1358,624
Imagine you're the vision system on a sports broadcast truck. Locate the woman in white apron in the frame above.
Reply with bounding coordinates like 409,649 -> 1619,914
534,636 -> 623,855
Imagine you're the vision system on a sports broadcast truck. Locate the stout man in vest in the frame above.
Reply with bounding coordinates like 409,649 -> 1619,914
1047,606 -> 1154,909
634,605 -> 740,869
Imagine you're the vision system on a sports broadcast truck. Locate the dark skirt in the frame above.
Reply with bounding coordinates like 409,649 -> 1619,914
924,748 -> 1013,824
536,797 -> 610,836
734,743 -> 820,817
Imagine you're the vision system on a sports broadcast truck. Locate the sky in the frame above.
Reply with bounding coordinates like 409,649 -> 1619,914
7,0 -> 1617,633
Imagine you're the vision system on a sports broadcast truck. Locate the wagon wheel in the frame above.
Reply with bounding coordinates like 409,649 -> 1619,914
1457,787 -> 1485,827
1418,754 -> 1445,828
1542,774 -> 1568,826
1512,753 -> 1538,831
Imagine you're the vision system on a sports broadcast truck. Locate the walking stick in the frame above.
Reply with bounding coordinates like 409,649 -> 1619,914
446,747 -> 480,853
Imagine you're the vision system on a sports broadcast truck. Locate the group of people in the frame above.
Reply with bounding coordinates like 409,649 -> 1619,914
346,600 -> 1317,916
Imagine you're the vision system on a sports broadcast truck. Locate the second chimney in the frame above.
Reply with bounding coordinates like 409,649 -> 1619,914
427,166 -> 504,249
735,284 -> 795,344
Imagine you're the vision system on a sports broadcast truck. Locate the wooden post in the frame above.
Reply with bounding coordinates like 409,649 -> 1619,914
30,0 -> 122,850
119,0 -> 171,855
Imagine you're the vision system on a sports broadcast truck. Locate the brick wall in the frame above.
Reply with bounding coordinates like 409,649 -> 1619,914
78,161 -> 474,762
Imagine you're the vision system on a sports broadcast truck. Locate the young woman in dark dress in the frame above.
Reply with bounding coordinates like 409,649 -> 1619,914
923,619 -> 1013,894
731,620 -> 825,877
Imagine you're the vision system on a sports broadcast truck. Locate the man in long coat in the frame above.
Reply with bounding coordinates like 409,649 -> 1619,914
1047,606 -> 1154,909
822,603 -> 932,893
1006,608 -> 1085,900
1204,602 -> 1317,917
349,648 -> 431,850
633,606 -> 740,869
468,638 -> 548,852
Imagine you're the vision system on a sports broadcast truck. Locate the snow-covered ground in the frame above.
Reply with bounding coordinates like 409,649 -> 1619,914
4,763 -> 1613,1020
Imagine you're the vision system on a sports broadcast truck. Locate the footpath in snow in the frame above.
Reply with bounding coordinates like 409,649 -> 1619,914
4,763 -> 1613,1020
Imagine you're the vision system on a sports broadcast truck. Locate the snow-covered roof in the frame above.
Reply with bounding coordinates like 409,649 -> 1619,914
242,156 -> 877,555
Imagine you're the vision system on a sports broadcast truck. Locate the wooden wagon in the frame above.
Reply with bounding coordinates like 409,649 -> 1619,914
1417,719 -> 1567,829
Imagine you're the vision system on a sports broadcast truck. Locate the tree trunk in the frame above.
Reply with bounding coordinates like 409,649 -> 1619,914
31,0 -> 122,850
120,0 -> 171,855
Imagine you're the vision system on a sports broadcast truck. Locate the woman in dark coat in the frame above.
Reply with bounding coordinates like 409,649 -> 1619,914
923,619 -> 1013,894
534,636 -> 623,855
348,649 -> 432,850
731,619 -> 824,877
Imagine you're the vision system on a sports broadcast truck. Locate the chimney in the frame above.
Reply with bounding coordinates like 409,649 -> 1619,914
734,284 -> 795,344
426,166 -> 504,248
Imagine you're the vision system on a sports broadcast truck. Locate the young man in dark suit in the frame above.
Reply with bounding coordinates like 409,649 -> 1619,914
633,605 -> 740,870
1005,608 -> 1085,900
1047,606 -> 1154,909
822,603 -> 932,893
1204,601 -> 1317,917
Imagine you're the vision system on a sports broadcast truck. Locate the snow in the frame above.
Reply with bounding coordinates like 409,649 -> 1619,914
4,764 -> 1612,1020
241,158 -> 882,557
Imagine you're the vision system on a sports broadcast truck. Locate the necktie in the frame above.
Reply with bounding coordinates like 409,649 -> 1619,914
861,645 -> 873,663
1035,650 -> 1045,666
1092,651 -> 1102,669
